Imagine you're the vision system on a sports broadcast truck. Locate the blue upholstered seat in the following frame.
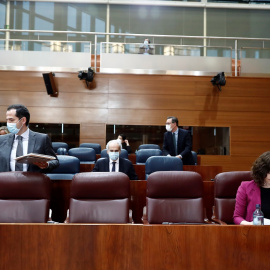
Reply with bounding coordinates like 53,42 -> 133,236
57,147 -> 68,155
68,147 -> 96,164
136,149 -> 162,165
79,143 -> 101,154
145,156 -> 183,179
52,142 -> 69,153
47,155 -> 80,180
138,144 -> 160,150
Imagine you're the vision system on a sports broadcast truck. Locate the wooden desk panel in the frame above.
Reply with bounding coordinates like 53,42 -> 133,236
0,224 -> 269,270
183,165 -> 222,181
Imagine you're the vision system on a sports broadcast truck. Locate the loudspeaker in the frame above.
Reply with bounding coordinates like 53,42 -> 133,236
43,72 -> 58,96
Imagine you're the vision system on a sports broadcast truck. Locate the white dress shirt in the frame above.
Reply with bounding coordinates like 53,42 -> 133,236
110,159 -> 119,172
10,128 -> 29,171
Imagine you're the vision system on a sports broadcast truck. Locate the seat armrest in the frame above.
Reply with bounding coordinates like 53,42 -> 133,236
141,206 -> 149,224
129,209 -> 134,224
64,209 -> 70,223
211,206 -> 228,225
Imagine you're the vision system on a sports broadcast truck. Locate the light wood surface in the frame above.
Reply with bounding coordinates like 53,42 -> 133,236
0,224 -> 269,270
1,71 -> 270,171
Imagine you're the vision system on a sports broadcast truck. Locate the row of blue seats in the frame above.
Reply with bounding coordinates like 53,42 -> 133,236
52,142 -> 198,165
47,155 -> 184,180
52,142 -> 162,155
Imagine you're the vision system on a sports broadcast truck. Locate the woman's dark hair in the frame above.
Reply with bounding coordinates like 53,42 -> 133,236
251,151 -> 270,186
119,134 -> 126,141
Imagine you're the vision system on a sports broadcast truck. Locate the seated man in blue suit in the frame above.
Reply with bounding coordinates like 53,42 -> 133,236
0,104 -> 59,173
92,139 -> 138,180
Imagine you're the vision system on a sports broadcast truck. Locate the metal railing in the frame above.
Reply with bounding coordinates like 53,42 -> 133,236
1,29 -> 270,76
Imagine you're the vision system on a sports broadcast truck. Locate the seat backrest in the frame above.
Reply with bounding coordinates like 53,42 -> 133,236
69,172 -> 130,223
46,155 -> 80,180
52,142 -> 69,153
146,171 -> 204,224
80,143 -> 101,154
0,172 -> 51,223
145,156 -> 183,179
214,171 -> 252,224
68,147 -> 96,164
138,144 -> 160,150
191,151 -> 198,165
136,149 -> 162,165
57,147 -> 68,155
100,149 -> 128,159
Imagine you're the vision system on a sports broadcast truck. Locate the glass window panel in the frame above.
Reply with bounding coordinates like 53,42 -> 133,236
0,2 -> 5,30
67,5 -> 77,29
34,17 -> 53,36
81,12 -> 91,32
35,2 -> 54,20
22,12 -> 29,35
110,5 -> 204,45
22,1 -> 30,11
106,125 -> 230,155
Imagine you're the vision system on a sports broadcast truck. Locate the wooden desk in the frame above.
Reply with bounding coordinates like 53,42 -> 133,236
0,224 -> 269,270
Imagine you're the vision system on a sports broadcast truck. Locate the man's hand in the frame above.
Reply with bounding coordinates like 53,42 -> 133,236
125,139 -> 130,146
33,161 -> 49,169
176,155 -> 182,159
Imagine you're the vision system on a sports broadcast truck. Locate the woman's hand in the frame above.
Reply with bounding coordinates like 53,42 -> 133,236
240,220 -> 253,225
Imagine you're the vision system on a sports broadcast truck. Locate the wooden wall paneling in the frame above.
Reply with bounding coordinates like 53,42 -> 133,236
194,96 -> 270,112
108,94 -> 195,110
108,75 -> 196,95
231,126 -> 270,142
1,71 -> 270,172
0,71 -> 46,92
107,109 -> 197,126
231,141 -> 270,156
0,91 -> 109,109
80,123 -> 107,148
199,155 -> 256,172
27,107 -> 108,125
56,72 -> 109,94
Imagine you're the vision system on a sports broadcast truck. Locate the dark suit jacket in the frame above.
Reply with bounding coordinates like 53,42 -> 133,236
92,157 -> 138,180
162,128 -> 195,165
0,129 -> 59,173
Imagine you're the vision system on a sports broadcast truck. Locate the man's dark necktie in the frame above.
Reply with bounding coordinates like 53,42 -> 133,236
112,162 -> 116,172
172,133 -> 177,156
15,136 -> 23,171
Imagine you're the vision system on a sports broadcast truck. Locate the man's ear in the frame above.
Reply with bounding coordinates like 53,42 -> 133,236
21,117 -> 27,126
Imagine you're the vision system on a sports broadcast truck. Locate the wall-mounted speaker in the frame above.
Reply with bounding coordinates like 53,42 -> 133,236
42,72 -> 58,97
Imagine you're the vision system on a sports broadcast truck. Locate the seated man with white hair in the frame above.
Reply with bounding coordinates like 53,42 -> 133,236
92,139 -> 138,180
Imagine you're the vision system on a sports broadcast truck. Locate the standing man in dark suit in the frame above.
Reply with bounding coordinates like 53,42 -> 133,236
92,139 -> 138,180
0,104 -> 59,172
163,116 -> 195,165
